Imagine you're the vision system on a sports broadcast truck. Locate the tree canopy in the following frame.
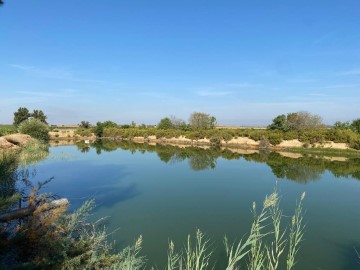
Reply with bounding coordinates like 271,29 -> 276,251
189,112 -> 217,130
351,118 -> 360,133
13,107 -> 48,126
13,107 -> 31,126
268,111 -> 323,131
157,117 -> 174,130
31,109 -> 48,124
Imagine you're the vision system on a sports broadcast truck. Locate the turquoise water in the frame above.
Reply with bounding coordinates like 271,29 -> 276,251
31,141 -> 360,269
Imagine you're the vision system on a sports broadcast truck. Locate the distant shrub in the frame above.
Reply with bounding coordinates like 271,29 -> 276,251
351,118 -> 360,133
349,139 -> 360,150
298,130 -> 326,144
75,128 -> 93,137
267,132 -> 283,145
0,126 -> 17,136
259,136 -> 271,148
248,130 -> 266,141
282,131 -> 298,140
18,118 -> 49,141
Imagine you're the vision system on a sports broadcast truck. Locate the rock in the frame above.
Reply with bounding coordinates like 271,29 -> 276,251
3,133 -> 34,146
0,137 -> 19,150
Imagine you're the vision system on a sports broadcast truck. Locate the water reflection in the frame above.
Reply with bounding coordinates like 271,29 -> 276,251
77,140 -> 360,183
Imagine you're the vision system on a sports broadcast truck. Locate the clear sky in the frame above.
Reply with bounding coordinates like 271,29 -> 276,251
0,0 -> 359,126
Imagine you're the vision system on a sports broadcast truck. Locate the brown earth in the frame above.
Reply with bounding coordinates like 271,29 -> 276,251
0,133 -> 34,151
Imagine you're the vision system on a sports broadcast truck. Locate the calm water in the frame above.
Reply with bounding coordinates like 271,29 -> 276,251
31,140 -> 360,270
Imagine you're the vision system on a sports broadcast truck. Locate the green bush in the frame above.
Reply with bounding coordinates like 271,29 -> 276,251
267,132 -> 283,145
282,131 -> 298,140
18,118 -> 49,141
350,139 -> 360,150
0,126 -> 17,136
298,129 -> 327,144
75,128 -> 93,137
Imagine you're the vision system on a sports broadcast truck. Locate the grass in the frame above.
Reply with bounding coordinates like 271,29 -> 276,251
0,125 -> 17,136
163,188 -> 306,270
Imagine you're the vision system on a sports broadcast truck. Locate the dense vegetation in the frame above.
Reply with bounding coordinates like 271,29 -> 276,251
18,118 -> 50,141
72,111 -> 360,150
84,126 -> 360,149
0,107 -> 50,141
0,125 -> 17,136
13,107 -> 48,126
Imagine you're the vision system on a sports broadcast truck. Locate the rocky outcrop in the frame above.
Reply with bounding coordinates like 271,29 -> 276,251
3,134 -> 33,146
0,133 -> 34,151
0,137 -> 20,150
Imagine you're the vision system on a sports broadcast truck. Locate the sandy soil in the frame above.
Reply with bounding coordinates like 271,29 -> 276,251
278,139 -> 304,148
0,133 -> 34,151
313,142 -> 348,149
278,151 -> 303,159
0,137 -> 20,151
49,129 -> 96,140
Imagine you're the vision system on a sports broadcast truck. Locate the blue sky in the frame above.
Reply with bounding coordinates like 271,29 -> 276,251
1,0 -> 359,126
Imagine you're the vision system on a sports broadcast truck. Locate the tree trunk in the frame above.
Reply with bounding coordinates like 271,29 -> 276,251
0,198 -> 69,222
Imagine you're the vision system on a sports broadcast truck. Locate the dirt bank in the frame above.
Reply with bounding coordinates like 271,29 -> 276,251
116,136 -> 351,151
0,133 -> 34,151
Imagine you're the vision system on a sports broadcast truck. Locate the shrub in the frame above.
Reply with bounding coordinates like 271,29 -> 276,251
75,128 -> 93,137
18,118 -> 49,141
350,139 -> 360,150
0,126 -> 17,136
267,132 -> 283,145
351,118 -> 360,133
157,117 -> 174,130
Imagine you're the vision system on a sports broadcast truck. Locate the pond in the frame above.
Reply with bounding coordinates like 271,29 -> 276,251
30,140 -> 360,269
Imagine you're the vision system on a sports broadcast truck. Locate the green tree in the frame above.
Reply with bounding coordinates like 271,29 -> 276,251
13,107 -> 31,126
351,118 -> 360,133
267,112 -> 323,131
333,121 -> 351,129
31,109 -> 48,124
79,121 -> 91,129
157,117 -> 174,130
268,114 -> 288,131
18,118 -> 50,141
94,121 -> 118,137
189,112 -> 217,130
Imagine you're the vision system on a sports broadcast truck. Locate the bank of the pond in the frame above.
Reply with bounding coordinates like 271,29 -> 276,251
49,134 -> 355,150
49,126 -> 360,152
0,133 -> 34,152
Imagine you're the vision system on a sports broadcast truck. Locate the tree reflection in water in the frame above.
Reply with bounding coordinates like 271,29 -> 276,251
78,140 -> 360,183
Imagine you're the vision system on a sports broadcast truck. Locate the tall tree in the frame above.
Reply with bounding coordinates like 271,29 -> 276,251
31,110 -> 48,124
189,112 -> 217,130
287,111 -> 323,131
268,111 -> 323,131
351,118 -> 360,133
268,114 -> 288,131
13,107 -> 31,126
79,121 -> 91,129
157,117 -> 174,130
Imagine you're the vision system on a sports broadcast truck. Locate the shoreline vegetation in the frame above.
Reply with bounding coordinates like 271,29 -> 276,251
49,126 -> 360,153
2,109 -> 360,153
